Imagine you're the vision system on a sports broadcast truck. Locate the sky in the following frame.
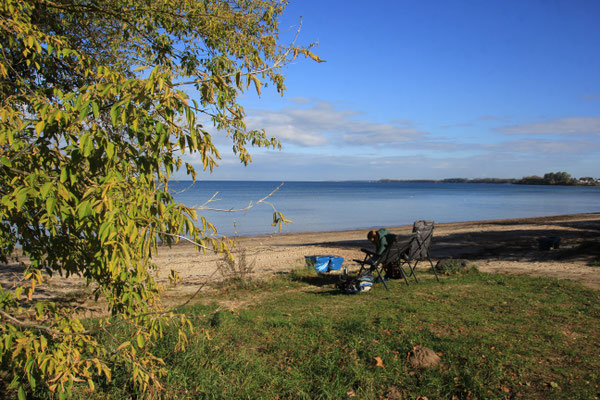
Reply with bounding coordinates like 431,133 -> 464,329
187,0 -> 600,181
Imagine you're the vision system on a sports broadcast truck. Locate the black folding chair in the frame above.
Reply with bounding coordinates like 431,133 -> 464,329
354,234 -> 415,289
401,220 -> 439,283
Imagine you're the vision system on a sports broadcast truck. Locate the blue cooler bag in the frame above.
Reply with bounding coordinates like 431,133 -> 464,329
305,255 -> 331,273
328,256 -> 344,271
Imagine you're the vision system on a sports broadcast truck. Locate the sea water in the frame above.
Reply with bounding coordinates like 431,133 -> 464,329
170,181 -> 600,236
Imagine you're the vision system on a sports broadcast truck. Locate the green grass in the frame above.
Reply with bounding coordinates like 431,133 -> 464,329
85,268 -> 600,399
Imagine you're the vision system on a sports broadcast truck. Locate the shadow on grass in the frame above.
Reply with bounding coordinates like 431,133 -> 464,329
289,272 -> 342,287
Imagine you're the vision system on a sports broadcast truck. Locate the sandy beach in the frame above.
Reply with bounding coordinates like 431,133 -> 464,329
152,213 -> 600,296
2,213 -> 599,308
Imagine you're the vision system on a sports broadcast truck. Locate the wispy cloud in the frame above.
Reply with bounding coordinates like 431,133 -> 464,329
246,100 -> 429,147
477,115 -> 502,121
440,122 -> 472,129
439,115 -> 503,128
488,139 -> 600,154
581,93 -> 600,101
497,117 -> 600,136
189,149 -> 595,182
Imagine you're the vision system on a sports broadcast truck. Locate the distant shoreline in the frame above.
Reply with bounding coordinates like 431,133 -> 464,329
378,178 -> 600,186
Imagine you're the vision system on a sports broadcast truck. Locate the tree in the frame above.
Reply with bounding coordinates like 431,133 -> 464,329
543,172 -> 575,185
0,0 -> 319,397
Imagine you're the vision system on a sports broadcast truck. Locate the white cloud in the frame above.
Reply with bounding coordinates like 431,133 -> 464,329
185,102 -> 600,181
497,117 -> 600,136
245,100 -> 428,147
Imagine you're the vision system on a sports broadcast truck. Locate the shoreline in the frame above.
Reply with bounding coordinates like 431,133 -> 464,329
2,213 -> 598,312
153,212 -> 600,294
170,212 -> 600,246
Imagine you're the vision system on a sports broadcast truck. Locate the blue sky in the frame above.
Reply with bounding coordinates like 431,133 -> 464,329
189,0 -> 600,181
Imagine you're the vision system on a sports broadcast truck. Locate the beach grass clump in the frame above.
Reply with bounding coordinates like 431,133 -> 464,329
78,270 -> 600,400
216,249 -> 256,288
434,258 -> 479,275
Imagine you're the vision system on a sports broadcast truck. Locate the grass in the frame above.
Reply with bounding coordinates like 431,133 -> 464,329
83,267 -> 600,399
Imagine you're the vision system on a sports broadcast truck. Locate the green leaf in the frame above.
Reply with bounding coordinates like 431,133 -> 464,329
18,386 -> 26,400
110,104 -> 119,126
84,136 -> 93,157
16,189 -> 28,210
106,142 -> 115,159
91,101 -> 100,118
78,101 -> 90,121
79,133 -> 89,153
136,334 -> 145,348
77,201 -> 92,219
0,157 -> 12,168
40,182 -> 53,198
60,168 -> 68,183
46,196 -> 56,215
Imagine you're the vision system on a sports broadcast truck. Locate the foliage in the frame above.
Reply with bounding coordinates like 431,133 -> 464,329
518,171 -> 578,186
84,270 -> 600,399
0,0 -> 319,397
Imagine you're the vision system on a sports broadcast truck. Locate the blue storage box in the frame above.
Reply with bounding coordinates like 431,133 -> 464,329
305,255 -> 344,273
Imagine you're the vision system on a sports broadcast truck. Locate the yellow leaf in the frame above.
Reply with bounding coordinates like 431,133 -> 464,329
115,341 -> 131,352
250,75 -> 262,96
308,52 -> 325,63
35,121 -> 45,135
136,334 -> 145,348
373,356 -> 385,368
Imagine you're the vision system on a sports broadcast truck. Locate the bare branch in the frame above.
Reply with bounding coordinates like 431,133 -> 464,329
156,231 -> 212,250
193,182 -> 283,212
0,309 -> 72,336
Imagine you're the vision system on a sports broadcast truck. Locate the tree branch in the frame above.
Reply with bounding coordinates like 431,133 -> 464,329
193,182 -> 283,212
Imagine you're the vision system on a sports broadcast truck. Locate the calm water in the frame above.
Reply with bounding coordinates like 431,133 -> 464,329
170,181 -> 600,236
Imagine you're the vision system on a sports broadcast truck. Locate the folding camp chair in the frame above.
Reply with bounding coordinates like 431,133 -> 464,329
401,220 -> 439,283
354,234 -> 415,289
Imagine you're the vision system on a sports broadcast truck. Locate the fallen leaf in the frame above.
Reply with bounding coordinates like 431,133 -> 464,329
373,356 -> 385,368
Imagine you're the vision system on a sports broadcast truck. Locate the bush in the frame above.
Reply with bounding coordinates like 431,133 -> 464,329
217,249 -> 256,288
434,259 -> 479,275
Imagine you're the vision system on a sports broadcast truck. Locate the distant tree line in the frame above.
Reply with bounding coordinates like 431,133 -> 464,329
380,172 -> 599,186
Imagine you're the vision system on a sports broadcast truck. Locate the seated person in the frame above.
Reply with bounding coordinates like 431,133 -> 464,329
367,228 -> 396,256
